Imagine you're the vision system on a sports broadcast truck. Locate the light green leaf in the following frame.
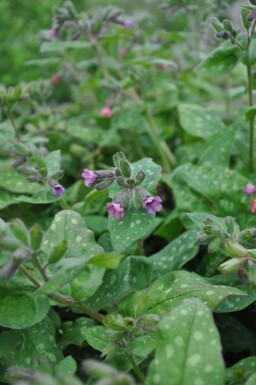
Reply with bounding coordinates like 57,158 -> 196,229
86,256 -> 152,310
0,317 -> 62,368
178,103 -> 225,139
55,356 -> 77,376
146,299 -> 225,385
89,252 -> 123,269
59,318 -> 94,349
0,289 -> 50,329
149,229 -> 199,279
196,41 -> 241,75
45,150 -> 61,176
82,326 -> 108,352
40,40 -> 92,52
128,335 -> 155,358
118,270 -> 248,317
111,109 -> 142,130
246,373 -> 256,385
198,125 -> 237,167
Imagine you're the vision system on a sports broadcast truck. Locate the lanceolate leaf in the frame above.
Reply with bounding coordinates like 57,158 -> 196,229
146,298 -> 225,385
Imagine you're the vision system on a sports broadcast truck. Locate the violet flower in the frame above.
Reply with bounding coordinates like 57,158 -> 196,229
81,169 -> 98,187
144,195 -> 162,214
107,202 -> 125,220
49,28 -> 57,39
123,20 -> 134,29
243,183 -> 256,196
52,184 -> 65,196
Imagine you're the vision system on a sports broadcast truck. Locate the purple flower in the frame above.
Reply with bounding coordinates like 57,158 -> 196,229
107,202 -> 125,220
123,20 -> 134,29
52,184 -> 65,197
144,195 -> 162,214
49,28 -> 57,39
81,169 -> 98,187
243,183 -> 256,196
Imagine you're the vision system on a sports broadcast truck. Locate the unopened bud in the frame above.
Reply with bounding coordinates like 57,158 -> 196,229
113,152 -> 126,168
116,176 -> 129,188
82,360 -> 116,378
30,223 -> 43,250
119,159 -> 131,178
18,166 -> 38,175
135,170 -> 145,186
113,189 -> 131,210
216,31 -> 230,39
48,240 -> 67,264
11,157 -> 27,168
225,216 -> 236,234
94,178 -> 115,190
95,170 -> 115,179
134,187 -> 149,211
247,10 -> 256,22
203,225 -> 221,237
15,143 -> 32,157
223,19 -> 234,32
219,258 -> 241,274
26,175 -> 42,182
208,237 -> 222,253
211,17 -> 223,32
9,218 -> 29,246
224,240 -> 248,258
142,313 -> 160,325
196,233 -> 209,245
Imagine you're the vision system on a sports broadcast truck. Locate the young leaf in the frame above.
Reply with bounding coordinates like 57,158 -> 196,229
146,298 -> 225,385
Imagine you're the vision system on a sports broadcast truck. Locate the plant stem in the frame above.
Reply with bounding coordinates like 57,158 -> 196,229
246,20 -> 256,172
19,265 -> 104,323
7,108 -> 19,139
59,198 -> 70,210
137,238 -> 144,256
34,257 -> 48,281
127,353 -> 145,383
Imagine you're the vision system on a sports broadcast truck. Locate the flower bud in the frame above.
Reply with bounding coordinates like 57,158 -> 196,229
196,233 -> 209,245
211,17 -> 223,32
113,152 -> 126,168
223,19 -> 235,33
133,187 -> 149,211
48,240 -> 67,264
216,31 -> 230,39
135,170 -> 145,186
11,157 -> 27,168
119,159 -> 131,178
208,237 -> 222,253
203,225 -> 221,237
225,216 -> 236,234
30,223 -> 43,250
9,218 -> 29,246
116,176 -> 129,188
95,170 -> 115,179
95,178 -> 115,190
15,142 -> 33,157
82,360 -> 116,378
248,10 -> 256,22
26,175 -> 42,182
51,74 -> 61,84
224,240 -> 248,258
142,313 -> 160,325
18,166 -> 38,175
113,189 -> 131,210
219,258 -> 241,274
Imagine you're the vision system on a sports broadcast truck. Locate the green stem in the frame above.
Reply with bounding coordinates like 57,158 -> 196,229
34,257 -> 48,281
7,108 -> 19,139
137,238 -> 144,256
19,265 -> 104,323
127,353 -> 145,383
59,198 -> 70,210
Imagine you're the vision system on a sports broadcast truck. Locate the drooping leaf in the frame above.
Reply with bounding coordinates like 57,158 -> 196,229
146,298 -> 225,385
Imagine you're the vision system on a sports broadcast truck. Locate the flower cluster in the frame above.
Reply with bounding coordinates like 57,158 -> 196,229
81,152 -> 162,220
243,183 -> 256,213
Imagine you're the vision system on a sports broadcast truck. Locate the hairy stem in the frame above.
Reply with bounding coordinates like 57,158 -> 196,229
127,353 -> 145,383
137,238 -> 144,256
19,265 -> 104,323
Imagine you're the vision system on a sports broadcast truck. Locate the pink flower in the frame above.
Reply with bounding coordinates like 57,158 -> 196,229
101,107 -> 112,118
81,169 -> 98,187
51,74 -> 61,84
119,48 -> 128,56
160,64 -> 169,72
52,184 -> 65,196
243,183 -> 256,196
251,199 -> 256,213
107,202 -> 125,220
144,195 -> 162,214
49,28 -> 57,39
123,20 -> 134,29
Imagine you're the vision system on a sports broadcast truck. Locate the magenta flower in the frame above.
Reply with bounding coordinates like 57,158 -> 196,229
52,184 -> 65,197
144,195 -> 162,214
243,183 -> 256,196
101,107 -> 112,118
107,202 -> 125,220
81,169 -> 98,187
123,20 -> 134,29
